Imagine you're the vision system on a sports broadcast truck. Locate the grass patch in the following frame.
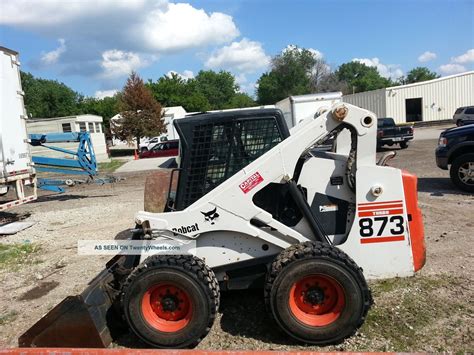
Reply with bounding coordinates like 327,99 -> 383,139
360,274 -> 470,351
98,160 -> 126,173
0,243 -> 41,270
0,311 -> 18,325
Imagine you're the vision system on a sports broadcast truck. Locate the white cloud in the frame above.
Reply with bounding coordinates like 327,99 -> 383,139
140,3 -> 239,52
451,49 -> 474,64
40,38 -> 66,65
0,0 -> 239,86
353,57 -> 404,80
418,51 -> 437,63
205,38 -> 270,72
438,63 -> 467,75
166,70 -> 194,80
0,1 -> 238,54
0,0 -> 148,26
100,50 -> 147,79
94,89 -> 118,99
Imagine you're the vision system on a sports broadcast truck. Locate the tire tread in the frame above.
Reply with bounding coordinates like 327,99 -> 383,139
121,254 -> 219,348
264,241 -> 372,344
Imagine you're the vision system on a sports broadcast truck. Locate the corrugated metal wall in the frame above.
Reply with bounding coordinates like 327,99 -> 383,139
343,89 -> 386,118
343,72 -> 473,123
386,72 -> 473,122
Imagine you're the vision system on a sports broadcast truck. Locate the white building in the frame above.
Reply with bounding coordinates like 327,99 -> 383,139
26,114 -> 109,162
343,71 -> 474,123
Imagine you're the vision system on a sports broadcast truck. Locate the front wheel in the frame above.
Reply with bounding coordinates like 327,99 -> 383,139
400,141 -> 409,149
121,255 -> 219,348
450,153 -> 474,192
265,242 -> 372,345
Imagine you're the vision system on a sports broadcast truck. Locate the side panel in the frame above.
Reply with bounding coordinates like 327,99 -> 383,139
339,165 -> 415,279
0,49 -> 32,178
192,231 -> 281,268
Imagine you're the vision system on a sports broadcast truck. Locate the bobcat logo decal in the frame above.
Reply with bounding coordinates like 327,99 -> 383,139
201,207 -> 219,225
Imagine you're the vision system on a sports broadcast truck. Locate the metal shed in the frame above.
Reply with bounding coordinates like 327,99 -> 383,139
343,71 -> 473,123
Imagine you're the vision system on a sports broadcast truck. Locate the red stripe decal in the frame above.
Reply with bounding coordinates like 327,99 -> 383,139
358,200 -> 403,206
358,203 -> 404,211
358,209 -> 404,217
360,236 -> 405,244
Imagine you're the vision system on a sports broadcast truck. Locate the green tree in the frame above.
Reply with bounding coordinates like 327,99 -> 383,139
256,72 -> 281,105
78,96 -> 119,137
224,92 -> 256,109
257,46 -> 317,104
21,71 -> 81,117
116,72 -> 165,146
147,73 -> 211,112
401,67 -> 440,84
194,70 -> 238,109
335,62 -> 391,93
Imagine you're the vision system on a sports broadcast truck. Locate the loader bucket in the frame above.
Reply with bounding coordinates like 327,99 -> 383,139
18,254 -> 131,348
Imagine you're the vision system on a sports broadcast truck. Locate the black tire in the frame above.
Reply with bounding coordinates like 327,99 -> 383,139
121,255 -> 219,348
456,120 -> 463,127
141,147 -> 148,153
264,241 -> 372,345
450,153 -> 474,192
400,141 -> 409,149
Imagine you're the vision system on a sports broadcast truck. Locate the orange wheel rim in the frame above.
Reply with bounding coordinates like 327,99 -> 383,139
289,274 -> 345,326
141,283 -> 192,332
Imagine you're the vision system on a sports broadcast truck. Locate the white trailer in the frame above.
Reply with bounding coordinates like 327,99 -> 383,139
0,47 -> 37,210
276,92 -> 343,129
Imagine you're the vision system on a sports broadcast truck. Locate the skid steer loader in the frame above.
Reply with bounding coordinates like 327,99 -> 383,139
19,104 -> 425,349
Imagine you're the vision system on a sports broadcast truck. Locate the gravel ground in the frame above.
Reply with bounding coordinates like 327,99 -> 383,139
0,136 -> 472,351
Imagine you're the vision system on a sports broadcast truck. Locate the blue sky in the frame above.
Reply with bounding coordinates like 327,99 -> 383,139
1,0 -> 473,99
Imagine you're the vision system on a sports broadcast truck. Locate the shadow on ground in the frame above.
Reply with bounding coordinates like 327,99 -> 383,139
218,289 -> 295,345
35,193 -> 116,203
113,288 -> 295,348
0,211 -> 32,224
417,177 -> 471,196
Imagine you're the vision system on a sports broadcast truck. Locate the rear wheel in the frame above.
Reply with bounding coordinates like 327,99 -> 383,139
121,255 -> 219,348
265,241 -> 372,345
450,153 -> 474,192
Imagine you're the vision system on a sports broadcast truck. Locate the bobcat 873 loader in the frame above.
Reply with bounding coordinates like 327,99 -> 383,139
19,103 -> 425,349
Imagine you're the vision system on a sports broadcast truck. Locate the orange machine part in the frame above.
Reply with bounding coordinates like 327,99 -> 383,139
402,170 -> 426,272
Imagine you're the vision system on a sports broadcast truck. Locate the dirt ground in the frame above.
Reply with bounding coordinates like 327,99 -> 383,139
0,133 -> 472,352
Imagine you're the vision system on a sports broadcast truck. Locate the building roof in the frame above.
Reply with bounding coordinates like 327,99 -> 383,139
27,114 -> 103,122
343,71 -> 473,98
387,71 -> 474,90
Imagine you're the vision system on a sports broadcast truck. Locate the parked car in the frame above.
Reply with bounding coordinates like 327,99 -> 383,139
453,106 -> 474,126
139,136 -> 168,153
377,117 -> 414,149
140,140 -> 179,159
435,125 -> 474,192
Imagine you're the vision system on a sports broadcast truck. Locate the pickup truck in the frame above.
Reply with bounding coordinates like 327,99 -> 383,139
436,124 -> 474,192
377,117 -> 414,149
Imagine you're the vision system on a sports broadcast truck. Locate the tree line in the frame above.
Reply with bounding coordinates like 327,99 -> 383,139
21,45 -> 439,141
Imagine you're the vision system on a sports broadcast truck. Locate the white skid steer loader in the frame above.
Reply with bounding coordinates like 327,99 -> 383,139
19,104 -> 425,349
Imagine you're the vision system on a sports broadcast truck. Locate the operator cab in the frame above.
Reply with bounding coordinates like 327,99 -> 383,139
169,109 -> 290,211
